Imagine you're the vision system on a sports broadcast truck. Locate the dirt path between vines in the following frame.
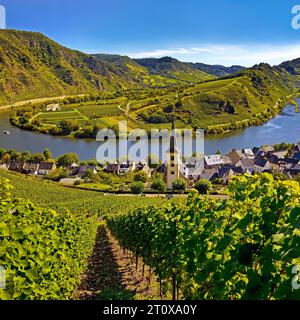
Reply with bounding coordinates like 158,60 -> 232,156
73,226 -> 160,300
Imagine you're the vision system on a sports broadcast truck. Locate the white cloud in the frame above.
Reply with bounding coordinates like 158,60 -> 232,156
123,44 -> 300,66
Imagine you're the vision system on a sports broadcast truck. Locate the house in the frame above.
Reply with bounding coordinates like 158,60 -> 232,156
228,149 -> 244,164
272,150 -> 288,160
283,168 -> 300,178
254,158 -> 271,173
23,163 -> 39,175
283,157 -> 299,168
77,165 -> 97,177
236,158 -> 254,171
136,161 -> 152,178
218,167 -> 235,184
221,155 -> 233,165
46,103 -> 61,112
293,152 -> 300,161
290,144 -> 300,156
293,163 -> 300,170
38,162 -> 57,175
181,158 -> 204,180
199,169 -> 219,182
252,147 -> 260,156
8,161 -> 25,173
243,149 -> 255,159
66,163 -> 80,176
119,161 -> 136,174
204,154 -> 223,169
105,163 -> 120,174
228,149 -> 254,164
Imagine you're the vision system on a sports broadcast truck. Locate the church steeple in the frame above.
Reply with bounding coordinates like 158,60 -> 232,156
169,116 -> 176,153
166,116 -> 180,189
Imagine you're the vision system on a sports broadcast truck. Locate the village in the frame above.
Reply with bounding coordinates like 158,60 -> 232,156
1,141 -> 300,194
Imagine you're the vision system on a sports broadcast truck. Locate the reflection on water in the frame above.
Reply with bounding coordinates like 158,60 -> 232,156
1,102 -> 300,160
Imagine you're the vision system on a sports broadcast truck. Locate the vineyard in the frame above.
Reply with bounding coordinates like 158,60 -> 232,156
1,169 -> 300,300
0,170 -> 167,216
0,178 -> 99,299
108,174 -> 300,300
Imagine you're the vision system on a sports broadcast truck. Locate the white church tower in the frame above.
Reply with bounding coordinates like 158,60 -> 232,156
166,119 -> 180,190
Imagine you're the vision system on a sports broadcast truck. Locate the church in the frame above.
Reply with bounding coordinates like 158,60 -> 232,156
166,121 -> 181,189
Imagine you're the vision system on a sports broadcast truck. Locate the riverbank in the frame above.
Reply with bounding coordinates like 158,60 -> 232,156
1,102 -> 300,158
6,90 -> 299,139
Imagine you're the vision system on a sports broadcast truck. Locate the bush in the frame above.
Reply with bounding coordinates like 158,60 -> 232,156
151,179 -> 166,194
194,178 -> 213,194
134,171 -> 148,183
130,181 -> 145,195
57,153 -> 79,168
172,179 -> 187,193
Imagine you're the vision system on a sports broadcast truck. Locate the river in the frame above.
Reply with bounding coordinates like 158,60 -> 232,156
0,102 -> 300,160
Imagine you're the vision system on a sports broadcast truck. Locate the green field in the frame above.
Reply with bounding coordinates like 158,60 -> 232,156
36,111 -> 86,124
77,104 -> 123,118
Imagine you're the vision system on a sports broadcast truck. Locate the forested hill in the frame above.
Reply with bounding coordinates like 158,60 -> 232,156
0,29 -> 298,109
0,29 -> 148,104
0,30 -> 213,104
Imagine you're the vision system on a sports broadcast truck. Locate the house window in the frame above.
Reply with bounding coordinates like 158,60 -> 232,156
171,156 -> 175,161
171,171 -> 175,175
171,163 -> 175,168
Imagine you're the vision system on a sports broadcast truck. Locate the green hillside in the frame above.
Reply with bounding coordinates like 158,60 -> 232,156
0,30 -> 141,104
134,56 -> 215,83
93,54 -> 181,86
0,30 -> 194,105
1,29 -> 299,135
10,62 -> 297,136
130,63 -> 297,132
188,62 -> 245,77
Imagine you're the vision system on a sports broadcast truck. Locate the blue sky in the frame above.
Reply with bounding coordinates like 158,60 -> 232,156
1,0 -> 300,66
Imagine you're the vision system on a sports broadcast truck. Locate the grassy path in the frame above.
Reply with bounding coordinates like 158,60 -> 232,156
74,226 -> 160,300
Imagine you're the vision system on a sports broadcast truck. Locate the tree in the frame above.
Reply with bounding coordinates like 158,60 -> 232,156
43,148 -> 52,160
2,153 -> 11,164
82,169 -> 95,180
45,167 -> 68,182
29,153 -> 46,163
134,171 -> 148,183
57,153 -> 80,168
130,181 -> 145,195
172,179 -> 187,193
0,148 -> 6,159
20,151 -> 30,162
151,179 -> 166,195
194,179 -> 212,194
58,120 -> 79,135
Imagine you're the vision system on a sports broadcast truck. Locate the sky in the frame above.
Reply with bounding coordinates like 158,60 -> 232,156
1,0 -> 300,66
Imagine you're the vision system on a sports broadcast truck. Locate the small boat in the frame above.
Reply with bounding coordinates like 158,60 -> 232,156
3,131 -> 10,135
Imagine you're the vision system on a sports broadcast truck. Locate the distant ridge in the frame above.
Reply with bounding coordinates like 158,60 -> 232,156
188,62 -> 245,77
